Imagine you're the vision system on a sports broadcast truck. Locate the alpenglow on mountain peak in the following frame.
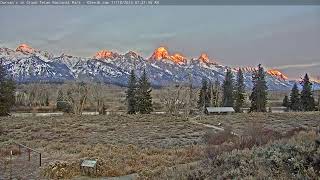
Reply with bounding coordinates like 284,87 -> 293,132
1,43 -> 316,91
94,49 -> 120,59
16,44 -> 35,54
267,69 -> 288,80
149,46 -> 190,64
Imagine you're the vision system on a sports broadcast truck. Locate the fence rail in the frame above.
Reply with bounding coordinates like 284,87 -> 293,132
13,142 -> 42,167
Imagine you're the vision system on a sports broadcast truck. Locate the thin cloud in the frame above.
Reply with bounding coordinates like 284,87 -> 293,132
276,62 -> 320,70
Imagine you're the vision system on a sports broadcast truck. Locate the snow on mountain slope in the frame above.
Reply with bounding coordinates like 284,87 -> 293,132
0,45 -> 72,82
0,44 -> 319,90
1,55 -> 72,82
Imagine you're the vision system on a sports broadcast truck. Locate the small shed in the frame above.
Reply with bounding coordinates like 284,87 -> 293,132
80,159 -> 98,176
205,107 -> 235,115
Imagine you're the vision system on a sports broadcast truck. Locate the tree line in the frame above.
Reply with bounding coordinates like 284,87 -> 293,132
282,74 -> 317,112
126,69 -> 153,114
197,64 -> 318,113
126,64 -> 268,114
0,61 -> 318,116
198,64 -> 285,113
0,62 -> 16,116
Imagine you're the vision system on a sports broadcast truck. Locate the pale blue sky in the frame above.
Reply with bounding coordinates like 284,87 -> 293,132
0,6 -> 319,79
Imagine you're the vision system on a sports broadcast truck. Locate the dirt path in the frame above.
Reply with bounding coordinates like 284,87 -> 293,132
188,116 -> 239,136
189,120 -> 225,131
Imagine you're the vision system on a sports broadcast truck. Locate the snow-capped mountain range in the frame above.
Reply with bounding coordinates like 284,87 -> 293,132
0,44 -> 319,91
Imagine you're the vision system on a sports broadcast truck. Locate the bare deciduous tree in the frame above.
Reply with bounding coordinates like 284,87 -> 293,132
65,82 -> 89,115
160,84 -> 188,114
19,83 -> 50,107
90,82 -> 107,114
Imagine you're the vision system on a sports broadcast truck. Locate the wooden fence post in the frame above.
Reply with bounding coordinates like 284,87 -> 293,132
14,142 -> 42,167
28,149 -> 31,161
10,150 -> 12,179
39,153 -> 42,166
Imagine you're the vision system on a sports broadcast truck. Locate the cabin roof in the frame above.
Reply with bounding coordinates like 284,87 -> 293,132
206,107 -> 235,113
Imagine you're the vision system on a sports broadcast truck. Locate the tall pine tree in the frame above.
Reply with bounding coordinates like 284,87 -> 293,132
222,69 -> 234,107
317,95 -> 320,111
197,78 -> 210,110
213,78 -> 221,107
207,81 -> 212,106
234,69 -> 245,112
289,83 -> 301,111
0,62 -> 16,116
300,73 -> 315,111
136,69 -> 153,114
249,64 -> 268,112
209,81 -> 218,107
126,70 -> 137,114
45,93 -> 49,106
317,94 -> 320,111
282,95 -> 290,112
56,89 -> 64,110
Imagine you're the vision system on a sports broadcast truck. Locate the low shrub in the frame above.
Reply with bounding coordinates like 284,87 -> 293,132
0,125 -> 3,135
204,126 -> 236,146
203,130 -> 320,179
0,146 -> 21,156
205,120 -> 308,160
42,160 -> 79,179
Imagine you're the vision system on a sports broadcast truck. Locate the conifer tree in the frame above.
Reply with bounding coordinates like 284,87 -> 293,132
222,69 -> 234,107
45,94 -> 49,106
209,81 -> 218,107
197,78 -> 210,110
234,69 -> 245,112
282,95 -> 289,112
207,81 -> 212,106
289,83 -> 301,111
136,69 -> 153,114
317,95 -> 320,111
56,89 -> 64,111
249,64 -> 268,112
0,62 -> 16,116
213,78 -> 221,106
126,70 -> 137,114
301,73 -> 315,111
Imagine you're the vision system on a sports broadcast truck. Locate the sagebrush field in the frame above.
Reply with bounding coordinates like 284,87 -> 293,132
0,112 -> 319,179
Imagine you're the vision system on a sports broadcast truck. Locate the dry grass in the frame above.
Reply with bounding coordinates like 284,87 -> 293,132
204,120 -> 307,161
1,112 -> 319,179
0,114 -> 208,179
197,112 -> 320,135
201,130 -> 320,179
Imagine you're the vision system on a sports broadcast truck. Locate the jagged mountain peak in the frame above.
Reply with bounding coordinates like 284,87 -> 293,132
0,47 -> 16,56
94,49 -> 120,59
267,69 -> 288,80
14,44 -> 53,59
235,66 -> 288,81
198,53 -> 209,63
16,44 -> 35,54
171,53 -> 187,64
1,44 -> 319,90
235,66 -> 257,72
149,47 -> 187,64
150,46 -> 170,60
60,53 -> 74,58
197,53 -> 218,65
124,51 -> 141,59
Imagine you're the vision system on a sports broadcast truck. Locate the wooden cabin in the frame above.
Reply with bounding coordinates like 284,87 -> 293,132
205,107 -> 235,115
